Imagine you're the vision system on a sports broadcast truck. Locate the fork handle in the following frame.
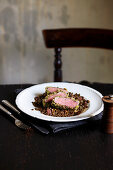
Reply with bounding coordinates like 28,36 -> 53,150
2,100 -> 20,114
0,104 -> 16,120
2,101 -> 50,134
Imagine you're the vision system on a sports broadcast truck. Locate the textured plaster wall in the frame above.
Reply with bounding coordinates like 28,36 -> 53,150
0,0 -> 113,84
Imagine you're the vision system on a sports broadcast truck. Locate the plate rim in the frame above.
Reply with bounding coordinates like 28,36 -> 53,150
15,82 -> 104,122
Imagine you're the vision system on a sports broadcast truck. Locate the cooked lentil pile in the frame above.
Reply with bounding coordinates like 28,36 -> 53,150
32,87 -> 90,117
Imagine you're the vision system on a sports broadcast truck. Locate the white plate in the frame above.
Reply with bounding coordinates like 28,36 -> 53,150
16,82 -> 104,122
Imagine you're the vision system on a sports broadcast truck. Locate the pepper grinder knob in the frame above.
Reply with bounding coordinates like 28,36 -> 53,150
102,95 -> 113,134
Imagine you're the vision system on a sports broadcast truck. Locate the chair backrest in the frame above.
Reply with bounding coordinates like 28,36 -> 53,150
42,28 -> 113,82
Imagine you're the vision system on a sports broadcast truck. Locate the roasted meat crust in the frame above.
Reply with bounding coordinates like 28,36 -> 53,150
52,97 -> 79,111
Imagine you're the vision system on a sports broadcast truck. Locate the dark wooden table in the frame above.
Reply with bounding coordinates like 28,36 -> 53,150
0,83 -> 113,170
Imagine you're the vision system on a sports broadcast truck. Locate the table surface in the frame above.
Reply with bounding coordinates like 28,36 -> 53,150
0,82 -> 113,170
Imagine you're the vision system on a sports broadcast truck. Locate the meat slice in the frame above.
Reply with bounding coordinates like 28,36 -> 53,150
52,97 -> 79,110
46,87 -> 68,94
43,92 -> 68,107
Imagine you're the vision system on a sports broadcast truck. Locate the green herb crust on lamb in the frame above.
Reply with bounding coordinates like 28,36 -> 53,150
52,96 -> 80,110
42,91 -> 68,107
45,87 -> 68,95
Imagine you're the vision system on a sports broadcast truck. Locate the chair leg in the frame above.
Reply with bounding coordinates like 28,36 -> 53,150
54,48 -> 62,82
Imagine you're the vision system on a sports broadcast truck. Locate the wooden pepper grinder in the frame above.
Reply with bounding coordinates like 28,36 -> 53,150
102,95 -> 113,134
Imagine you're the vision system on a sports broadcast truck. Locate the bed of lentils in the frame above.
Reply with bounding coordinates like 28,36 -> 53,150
32,91 -> 90,117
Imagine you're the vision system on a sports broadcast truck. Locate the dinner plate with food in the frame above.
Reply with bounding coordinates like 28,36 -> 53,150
16,82 -> 104,122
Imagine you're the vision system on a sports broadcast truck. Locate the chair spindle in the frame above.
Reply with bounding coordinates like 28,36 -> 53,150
54,48 -> 62,82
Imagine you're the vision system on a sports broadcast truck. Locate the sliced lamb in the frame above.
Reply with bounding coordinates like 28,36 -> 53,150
46,87 -> 68,94
43,92 -> 68,107
52,97 -> 79,110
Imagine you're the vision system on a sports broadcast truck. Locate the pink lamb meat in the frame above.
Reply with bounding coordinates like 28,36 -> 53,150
45,92 -> 67,103
53,97 -> 79,109
46,87 -> 68,93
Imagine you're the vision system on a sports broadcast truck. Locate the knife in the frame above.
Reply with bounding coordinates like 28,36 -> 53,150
2,100 -> 49,134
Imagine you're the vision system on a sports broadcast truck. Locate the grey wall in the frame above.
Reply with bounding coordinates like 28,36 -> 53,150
0,0 -> 113,84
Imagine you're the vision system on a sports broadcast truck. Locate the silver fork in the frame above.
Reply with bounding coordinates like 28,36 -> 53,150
2,100 -> 50,134
0,104 -> 30,130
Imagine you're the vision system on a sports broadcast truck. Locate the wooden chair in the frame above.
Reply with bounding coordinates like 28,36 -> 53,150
42,28 -> 113,82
